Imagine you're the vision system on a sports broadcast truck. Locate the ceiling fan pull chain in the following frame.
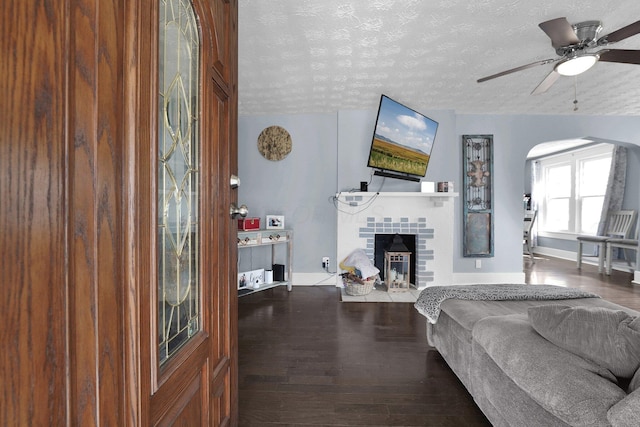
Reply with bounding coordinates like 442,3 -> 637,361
573,77 -> 579,111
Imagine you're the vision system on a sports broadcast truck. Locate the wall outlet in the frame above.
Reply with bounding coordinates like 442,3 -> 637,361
322,257 -> 330,269
475,259 -> 482,269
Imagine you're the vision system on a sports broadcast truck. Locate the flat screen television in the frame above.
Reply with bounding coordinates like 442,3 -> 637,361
367,94 -> 438,182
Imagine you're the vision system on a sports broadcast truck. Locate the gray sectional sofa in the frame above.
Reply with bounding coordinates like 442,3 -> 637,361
415,285 -> 640,427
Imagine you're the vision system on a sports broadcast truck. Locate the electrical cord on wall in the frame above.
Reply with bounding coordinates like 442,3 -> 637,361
331,191 -> 379,214
327,172 -> 387,279
331,175 -> 386,215
322,262 -> 337,275
311,271 -> 337,286
344,170 -> 376,193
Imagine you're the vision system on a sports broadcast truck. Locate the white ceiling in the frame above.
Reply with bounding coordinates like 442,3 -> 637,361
238,0 -> 640,116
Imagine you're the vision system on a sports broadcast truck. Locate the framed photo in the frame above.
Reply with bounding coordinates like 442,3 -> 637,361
266,215 -> 285,230
237,272 -> 249,289
238,268 -> 264,290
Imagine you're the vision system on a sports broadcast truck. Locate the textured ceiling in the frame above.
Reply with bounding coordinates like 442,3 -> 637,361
238,0 -> 640,116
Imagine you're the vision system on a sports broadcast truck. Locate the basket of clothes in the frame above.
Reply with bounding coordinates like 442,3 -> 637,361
339,248 -> 380,296
342,273 -> 375,296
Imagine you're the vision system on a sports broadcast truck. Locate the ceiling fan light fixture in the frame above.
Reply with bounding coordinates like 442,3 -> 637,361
555,54 -> 599,76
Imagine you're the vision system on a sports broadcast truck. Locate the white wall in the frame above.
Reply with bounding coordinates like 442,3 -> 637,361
239,110 -> 640,282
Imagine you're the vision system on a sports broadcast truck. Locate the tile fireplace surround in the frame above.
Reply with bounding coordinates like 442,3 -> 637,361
336,192 -> 457,289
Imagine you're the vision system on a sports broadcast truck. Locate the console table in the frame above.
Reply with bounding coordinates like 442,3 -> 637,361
237,229 -> 292,297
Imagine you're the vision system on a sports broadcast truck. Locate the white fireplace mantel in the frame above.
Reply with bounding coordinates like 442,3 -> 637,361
340,192 -> 458,198
336,191 -> 457,289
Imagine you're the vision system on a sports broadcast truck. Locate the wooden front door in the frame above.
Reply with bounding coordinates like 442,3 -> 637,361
2,0 -> 237,425
125,0 -> 238,425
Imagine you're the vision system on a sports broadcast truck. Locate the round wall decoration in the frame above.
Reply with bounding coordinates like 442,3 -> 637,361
257,125 -> 292,161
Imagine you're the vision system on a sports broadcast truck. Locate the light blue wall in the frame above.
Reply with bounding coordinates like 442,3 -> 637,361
237,113 -> 338,273
239,110 -> 640,276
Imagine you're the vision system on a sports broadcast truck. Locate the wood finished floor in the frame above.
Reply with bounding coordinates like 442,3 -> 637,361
238,256 -> 640,426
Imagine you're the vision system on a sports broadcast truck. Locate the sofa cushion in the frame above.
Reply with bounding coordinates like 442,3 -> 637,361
527,305 -> 640,378
473,314 -> 625,426
470,339 -> 570,427
607,387 -> 640,427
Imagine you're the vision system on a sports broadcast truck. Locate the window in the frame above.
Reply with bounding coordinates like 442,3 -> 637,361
536,144 -> 613,237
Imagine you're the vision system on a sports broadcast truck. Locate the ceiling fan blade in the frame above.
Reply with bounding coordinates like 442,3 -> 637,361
477,58 -> 557,83
531,70 -> 561,95
600,20 -> 640,44
539,17 -> 581,49
598,49 -> 640,64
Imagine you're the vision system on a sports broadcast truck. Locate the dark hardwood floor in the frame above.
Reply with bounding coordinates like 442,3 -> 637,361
238,256 -> 640,426
524,256 -> 640,311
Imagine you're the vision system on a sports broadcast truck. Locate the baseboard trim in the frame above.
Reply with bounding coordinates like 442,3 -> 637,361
297,272 -> 527,287
293,256 -> 637,287
533,247 -> 636,274
531,246 -> 577,262
292,272 -> 338,286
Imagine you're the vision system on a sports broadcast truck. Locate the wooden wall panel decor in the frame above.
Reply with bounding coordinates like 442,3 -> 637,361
462,135 -> 494,257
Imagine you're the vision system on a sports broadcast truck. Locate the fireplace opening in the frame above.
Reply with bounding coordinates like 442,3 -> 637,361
374,234 -> 416,286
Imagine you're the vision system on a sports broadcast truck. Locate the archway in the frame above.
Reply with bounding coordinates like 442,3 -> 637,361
523,138 -> 640,277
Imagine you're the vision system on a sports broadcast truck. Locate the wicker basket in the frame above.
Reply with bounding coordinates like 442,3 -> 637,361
343,278 -> 375,296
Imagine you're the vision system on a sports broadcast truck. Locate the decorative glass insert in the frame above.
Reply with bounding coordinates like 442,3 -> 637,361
462,135 -> 494,257
464,136 -> 493,211
158,0 -> 200,365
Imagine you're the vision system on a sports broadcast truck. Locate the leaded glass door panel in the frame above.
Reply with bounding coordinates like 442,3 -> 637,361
158,0 -> 201,365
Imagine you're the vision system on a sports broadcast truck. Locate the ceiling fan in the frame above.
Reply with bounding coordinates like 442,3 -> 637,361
477,17 -> 640,94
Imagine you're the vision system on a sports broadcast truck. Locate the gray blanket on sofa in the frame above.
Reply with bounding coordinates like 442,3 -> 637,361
414,284 -> 599,324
